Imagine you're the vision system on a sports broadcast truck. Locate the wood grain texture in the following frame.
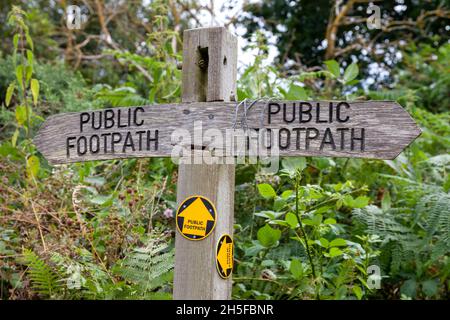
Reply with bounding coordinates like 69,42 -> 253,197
34,100 -> 421,164
173,27 -> 236,300
174,163 -> 235,299
181,27 -> 237,102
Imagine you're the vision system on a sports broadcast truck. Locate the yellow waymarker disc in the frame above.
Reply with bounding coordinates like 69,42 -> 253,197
176,195 -> 217,241
216,234 -> 233,279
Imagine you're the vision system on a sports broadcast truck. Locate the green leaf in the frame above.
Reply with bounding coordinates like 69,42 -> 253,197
27,50 -> 34,66
343,195 -> 369,208
325,60 -> 340,78
282,157 -> 307,176
26,155 -> 40,179
235,90 -> 251,104
328,247 -> 343,257
421,279 -> 438,297
353,285 -> 363,300
330,238 -> 347,247
343,194 -> 354,207
257,183 -> 277,199
318,237 -> 329,248
285,212 -> 298,229
273,197 -> 286,211
90,195 -> 113,206
13,34 -> 19,50
324,218 -> 336,224
30,79 -> 39,106
345,79 -> 359,86
311,214 -> 323,226
12,128 -> 19,147
261,260 -> 275,267
336,198 -> 343,209
254,210 -> 284,220
257,224 -> 281,247
281,190 -> 293,199
315,205 -> 332,214
343,62 -> 359,84
400,279 -> 417,299
26,66 -> 33,83
25,32 -> 34,51
353,196 -> 370,208
381,191 -> 391,211
290,258 -> 303,279
285,84 -> 308,100
15,105 -> 27,126
15,65 -> 23,87
6,82 -> 15,106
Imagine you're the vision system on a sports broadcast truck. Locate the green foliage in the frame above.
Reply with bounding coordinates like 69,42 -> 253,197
119,232 -> 174,300
257,183 -> 277,199
324,60 -> 340,78
342,63 -> 359,85
6,5 -> 38,141
1,4 -> 449,302
257,224 -> 281,247
353,195 -> 449,299
234,159 -> 378,299
19,232 -> 174,300
233,45 -> 448,299
397,43 -> 450,113
21,249 -> 62,298
48,248 -> 123,299
94,85 -> 150,107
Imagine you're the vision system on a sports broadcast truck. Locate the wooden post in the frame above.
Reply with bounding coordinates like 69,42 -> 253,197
173,27 -> 238,300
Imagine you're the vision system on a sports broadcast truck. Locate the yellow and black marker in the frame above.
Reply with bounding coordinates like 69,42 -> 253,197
216,234 -> 233,279
176,195 -> 216,241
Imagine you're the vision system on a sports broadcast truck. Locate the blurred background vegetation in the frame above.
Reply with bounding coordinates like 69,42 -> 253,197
0,0 -> 449,300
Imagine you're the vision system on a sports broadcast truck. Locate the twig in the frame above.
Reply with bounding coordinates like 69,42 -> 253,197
30,200 -> 47,252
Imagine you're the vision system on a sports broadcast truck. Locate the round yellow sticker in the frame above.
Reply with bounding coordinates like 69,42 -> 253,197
176,195 -> 217,241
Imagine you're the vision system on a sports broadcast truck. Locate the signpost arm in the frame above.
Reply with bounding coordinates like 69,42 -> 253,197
173,27 -> 238,300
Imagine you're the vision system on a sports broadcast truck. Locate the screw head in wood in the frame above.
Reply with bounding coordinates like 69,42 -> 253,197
198,59 -> 208,70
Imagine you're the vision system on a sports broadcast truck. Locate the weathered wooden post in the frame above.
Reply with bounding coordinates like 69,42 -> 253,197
173,27 -> 237,300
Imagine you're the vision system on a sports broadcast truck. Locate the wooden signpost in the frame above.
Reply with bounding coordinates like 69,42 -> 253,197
34,100 -> 421,163
33,27 -> 421,300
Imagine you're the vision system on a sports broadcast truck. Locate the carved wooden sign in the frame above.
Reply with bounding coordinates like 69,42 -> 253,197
34,100 -> 421,164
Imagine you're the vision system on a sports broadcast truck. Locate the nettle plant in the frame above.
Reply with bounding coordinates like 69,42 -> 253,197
5,6 -> 42,182
234,158 -> 380,300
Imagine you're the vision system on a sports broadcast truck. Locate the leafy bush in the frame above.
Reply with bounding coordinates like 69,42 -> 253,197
1,5 -> 448,301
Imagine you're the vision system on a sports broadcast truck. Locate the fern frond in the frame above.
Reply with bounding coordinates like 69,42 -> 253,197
22,249 -> 62,298
353,205 -> 412,243
416,192 -> 450,239
95,86 -> 150,107
119,231 -> 174,299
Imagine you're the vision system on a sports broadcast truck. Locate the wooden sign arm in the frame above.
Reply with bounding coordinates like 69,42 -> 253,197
33,100 -> 421,164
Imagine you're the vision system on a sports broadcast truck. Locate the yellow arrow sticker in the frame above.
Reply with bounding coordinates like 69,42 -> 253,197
176,195 -> 216,241
216,234 -> 233,279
